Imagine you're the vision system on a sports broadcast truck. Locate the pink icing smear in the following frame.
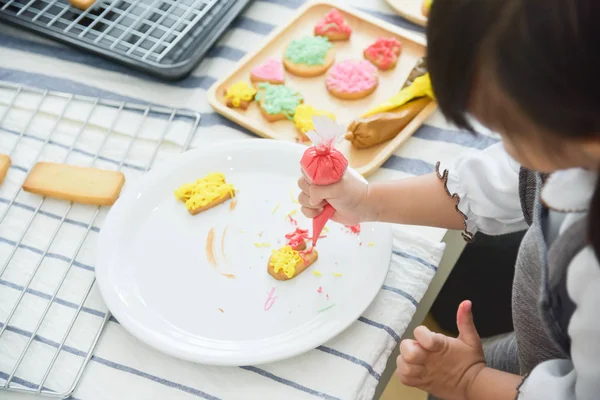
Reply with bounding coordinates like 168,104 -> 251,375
346,224 -> 361,234
314,9 -> 352,36
326,60 -> 378,93
264,288 -> 278,311
251,58 -> 284,83
285,228 -> 309,250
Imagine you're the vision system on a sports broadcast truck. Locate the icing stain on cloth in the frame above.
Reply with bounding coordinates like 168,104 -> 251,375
255,83 -> 303,120
174,173 -> 235,215
284,35 -> 333,66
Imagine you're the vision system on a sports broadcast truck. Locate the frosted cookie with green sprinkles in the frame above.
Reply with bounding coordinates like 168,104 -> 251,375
256,83 -> 304,122
283,35 -> 335,77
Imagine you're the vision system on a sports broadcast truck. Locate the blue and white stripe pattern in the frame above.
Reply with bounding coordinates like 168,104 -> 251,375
0,0 -> 493,398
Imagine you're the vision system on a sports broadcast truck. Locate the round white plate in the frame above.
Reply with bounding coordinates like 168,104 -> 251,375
96,140 -> 392,366
385,0 -> 427,27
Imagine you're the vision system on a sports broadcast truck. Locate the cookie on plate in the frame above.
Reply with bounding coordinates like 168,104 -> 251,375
224,81 -> 257,109
326,60 -> 378,100
250,58 -> 285,85
283,36 -> 335,77
268,245 -> 318,281
255,82 -> 303,122
174,172 -> 236,215
314,8 -> 352,41
364,37 -> 402,71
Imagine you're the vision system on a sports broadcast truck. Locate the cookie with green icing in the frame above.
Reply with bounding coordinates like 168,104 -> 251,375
255,83 -> 304,122
283,36 -> 335,77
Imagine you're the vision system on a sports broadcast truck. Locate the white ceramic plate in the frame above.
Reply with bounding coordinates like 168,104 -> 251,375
385,0 -> 427,27
96,140 -> 392,366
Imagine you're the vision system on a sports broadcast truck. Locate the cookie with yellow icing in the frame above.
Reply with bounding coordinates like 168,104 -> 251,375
175,172 -> 236,215
293,104 -> 336,142
224,81 -> 257,110
268,245 -> 318,280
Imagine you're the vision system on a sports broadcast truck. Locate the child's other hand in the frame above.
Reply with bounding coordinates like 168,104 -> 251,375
396,301 -> 486,400
297,172 -> 368,225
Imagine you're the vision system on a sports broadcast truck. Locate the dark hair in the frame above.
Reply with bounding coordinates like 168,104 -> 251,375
426,0 -> 600,259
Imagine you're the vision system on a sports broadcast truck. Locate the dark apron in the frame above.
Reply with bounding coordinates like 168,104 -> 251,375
429,168 -> 586,399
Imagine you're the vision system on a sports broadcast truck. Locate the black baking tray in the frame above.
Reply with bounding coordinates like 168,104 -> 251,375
0,0 -> 252,80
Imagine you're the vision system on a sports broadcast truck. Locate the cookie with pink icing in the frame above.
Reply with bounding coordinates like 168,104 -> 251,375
325,60 -> 378,100
364,37 -> 402,71
251,58 -> 285,85
314,8 -> 352,41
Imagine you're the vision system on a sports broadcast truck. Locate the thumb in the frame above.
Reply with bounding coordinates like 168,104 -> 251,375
413,326 -> 446,352
309,181 -> 341,205
457,300 -> 481,347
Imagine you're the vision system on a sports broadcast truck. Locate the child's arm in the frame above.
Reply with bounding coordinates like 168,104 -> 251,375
365,143 -> 529,235
397,300 -> 521,400
300,143 -> 528,237
364,173 -> 465,229
398,248 -> 600,400
466,368 -> 521,400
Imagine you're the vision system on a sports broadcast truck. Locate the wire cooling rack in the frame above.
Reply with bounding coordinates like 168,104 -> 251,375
0,82 -> 200,398
0,0 -> 251,79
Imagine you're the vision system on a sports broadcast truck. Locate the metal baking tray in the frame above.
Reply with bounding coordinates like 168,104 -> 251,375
0,0 -> 251,80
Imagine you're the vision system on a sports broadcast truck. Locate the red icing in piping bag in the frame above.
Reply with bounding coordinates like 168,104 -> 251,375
300,116 -> 348,247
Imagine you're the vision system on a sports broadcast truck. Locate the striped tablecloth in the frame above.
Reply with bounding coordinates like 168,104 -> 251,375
0,1 -> 497,399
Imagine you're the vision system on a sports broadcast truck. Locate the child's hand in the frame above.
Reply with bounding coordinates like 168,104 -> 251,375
297,172 -> 369,225
396,301 -> 486,400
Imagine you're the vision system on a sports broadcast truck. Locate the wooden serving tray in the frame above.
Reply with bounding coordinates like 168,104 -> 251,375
385,0 -> 427,28
207,1 -> 436,176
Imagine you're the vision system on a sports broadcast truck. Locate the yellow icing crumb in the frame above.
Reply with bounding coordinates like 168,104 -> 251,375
254,242 -> 271,248
293,104 -> 336,134
312,270 -> 322,276
272,203 -> 280,214
270,246 -> 303,278
225,81 -> 257,107
174,172 -> 235,212
240,229 -> 245,233
333,272 -> 343,277
286,209 -> 297,219
367,242 -> 375,247
290,188 -> 299,204
323,226 -> 330,233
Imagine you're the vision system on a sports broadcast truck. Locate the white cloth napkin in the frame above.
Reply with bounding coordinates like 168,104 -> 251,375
0,84 -> 444,400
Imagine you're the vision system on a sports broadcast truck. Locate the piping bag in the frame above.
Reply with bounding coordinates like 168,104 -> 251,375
300,115 -> 348,247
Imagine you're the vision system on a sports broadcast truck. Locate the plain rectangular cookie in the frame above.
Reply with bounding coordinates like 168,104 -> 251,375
0,154 -> 10,185
22,162 -> 125,206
